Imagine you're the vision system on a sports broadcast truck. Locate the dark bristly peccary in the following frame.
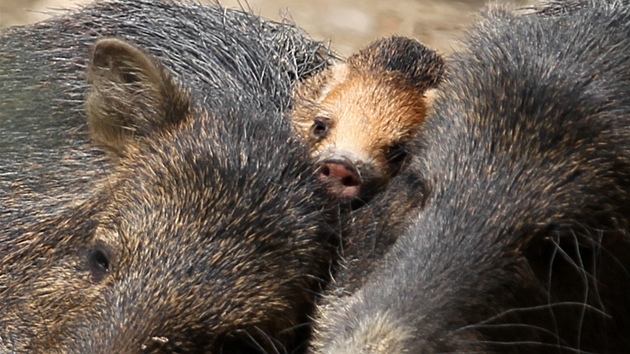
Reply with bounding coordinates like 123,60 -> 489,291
0,1 -> 339,352
310,1 -> 630,353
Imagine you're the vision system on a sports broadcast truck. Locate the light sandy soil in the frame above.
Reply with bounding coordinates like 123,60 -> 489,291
1,0 -> 535,56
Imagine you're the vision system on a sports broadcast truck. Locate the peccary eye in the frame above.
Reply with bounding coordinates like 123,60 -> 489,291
387,143 -> 408,165
310,117 -> 330,139
88,246 -> 111,281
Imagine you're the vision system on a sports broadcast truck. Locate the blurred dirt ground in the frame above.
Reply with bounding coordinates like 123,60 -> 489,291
0,0 -> 533,56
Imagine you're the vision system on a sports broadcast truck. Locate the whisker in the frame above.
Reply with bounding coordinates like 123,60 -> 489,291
279,320 -> 316,335
234,329 -> 268,354
456,339 -> 597,354
454,322 -> 565,345
453,301 -> 611,334
547,232 -> 562,348
253,325 -> 284,354
552,233 -> 589,352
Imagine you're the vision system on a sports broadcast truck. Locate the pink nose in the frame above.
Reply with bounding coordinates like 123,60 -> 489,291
318,160 -> 362,199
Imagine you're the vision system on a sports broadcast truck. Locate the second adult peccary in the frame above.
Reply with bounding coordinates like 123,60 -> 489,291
310,2 -> 630,353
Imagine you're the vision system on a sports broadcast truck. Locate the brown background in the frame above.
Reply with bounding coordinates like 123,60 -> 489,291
1,0 -> 533,56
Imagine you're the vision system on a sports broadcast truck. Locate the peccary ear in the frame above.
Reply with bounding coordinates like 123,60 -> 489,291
86,38 -> 191,156
348,36 -> 445,91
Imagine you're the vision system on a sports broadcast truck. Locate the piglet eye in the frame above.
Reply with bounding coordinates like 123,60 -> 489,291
310,117 -> 330,139
88,246 -> 111,282
387,143 -> 409,165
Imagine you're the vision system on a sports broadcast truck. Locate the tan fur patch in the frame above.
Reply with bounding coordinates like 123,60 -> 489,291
293,64 -> 429,178
291,37 -> 443,200
320,67 -> 427,162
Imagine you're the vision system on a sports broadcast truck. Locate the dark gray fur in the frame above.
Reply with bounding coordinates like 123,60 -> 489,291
0,0 -> 329,221
311,1 -> 630,353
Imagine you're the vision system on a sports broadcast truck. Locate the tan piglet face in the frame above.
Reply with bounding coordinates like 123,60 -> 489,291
290,36 -> 444,200
312,68 -> 429,179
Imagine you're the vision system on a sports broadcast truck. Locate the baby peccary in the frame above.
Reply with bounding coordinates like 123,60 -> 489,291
310,2 -> 630,353
0,37 -> 338,353
292,36 -> 444,201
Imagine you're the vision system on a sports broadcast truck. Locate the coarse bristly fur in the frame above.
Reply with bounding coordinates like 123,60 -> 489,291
0,0 -> 331,222
291,36 -> 444,201
309,1 -> 630,353
0,1 -> 340,353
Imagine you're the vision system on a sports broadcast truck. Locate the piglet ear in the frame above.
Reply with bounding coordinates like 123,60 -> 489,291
85,38 -> 191,156
348,36 -> 445,91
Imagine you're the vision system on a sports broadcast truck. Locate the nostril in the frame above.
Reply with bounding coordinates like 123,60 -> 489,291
317,160 -> 363,200
341,174 -> 361,187
320,165 -> 331,177
319,161 -> 360,183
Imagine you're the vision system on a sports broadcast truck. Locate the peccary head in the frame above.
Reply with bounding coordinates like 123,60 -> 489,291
0,38 -> 337,353
291,37 -> 444,201
310,4 -> 630,354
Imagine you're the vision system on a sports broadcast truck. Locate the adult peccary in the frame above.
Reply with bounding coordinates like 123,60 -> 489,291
309,1 -> 630,353
0,0 -> 329,221
0,1 -> 340,352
